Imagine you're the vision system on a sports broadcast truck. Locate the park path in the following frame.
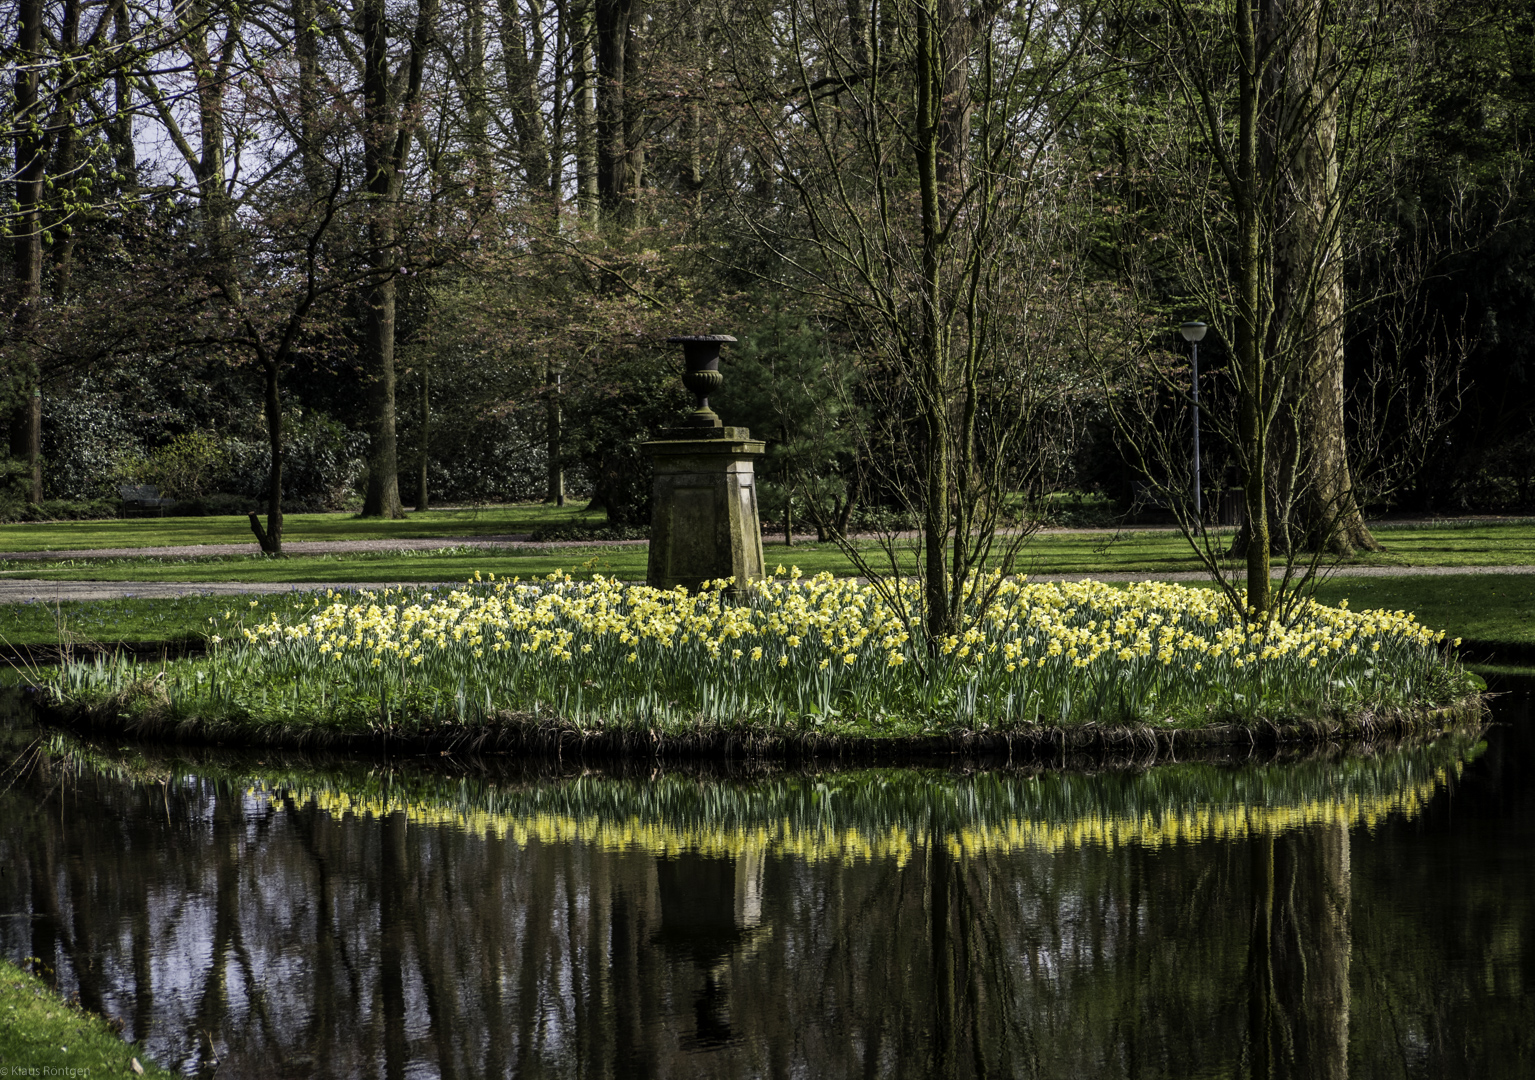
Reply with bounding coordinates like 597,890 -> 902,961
1,563 -> 1532,604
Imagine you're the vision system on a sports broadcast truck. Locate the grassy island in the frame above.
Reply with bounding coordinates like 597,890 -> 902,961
33,569 -> 1485,757
0,958 -> 173,1077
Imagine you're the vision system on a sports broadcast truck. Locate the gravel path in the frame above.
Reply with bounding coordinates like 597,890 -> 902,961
1,564 -> 1531,604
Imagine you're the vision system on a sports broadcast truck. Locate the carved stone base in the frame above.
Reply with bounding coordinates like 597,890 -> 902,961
645,434 -> 766,593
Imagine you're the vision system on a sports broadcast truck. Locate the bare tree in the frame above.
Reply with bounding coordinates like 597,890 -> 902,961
722,0 -> 1099,648
1093,0 -> 1436,616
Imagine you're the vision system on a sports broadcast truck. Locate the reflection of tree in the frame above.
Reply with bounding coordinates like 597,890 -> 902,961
1247,823 -> 1350,1080
378,811 -> 407,1080
3,715 -> 1531,1079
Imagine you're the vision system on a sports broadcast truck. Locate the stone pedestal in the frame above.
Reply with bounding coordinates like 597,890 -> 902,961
645,427 -> 766,593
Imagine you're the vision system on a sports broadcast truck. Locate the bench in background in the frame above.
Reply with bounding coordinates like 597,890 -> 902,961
118,484 -> 176,517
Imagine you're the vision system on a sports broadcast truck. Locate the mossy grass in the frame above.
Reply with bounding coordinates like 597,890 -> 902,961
34,574 -> 1485,758
0,957 -> 174,1078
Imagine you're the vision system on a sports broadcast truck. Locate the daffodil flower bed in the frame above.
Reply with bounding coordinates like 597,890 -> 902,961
42,568 -> 1481,744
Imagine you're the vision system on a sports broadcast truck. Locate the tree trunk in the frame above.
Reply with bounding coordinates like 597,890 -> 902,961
499,0 -> 553,196
595,0 -> 642,224
111,1 -> 137,187
417,367 -> 430,512
294,0 -> 328,200
462,0 -> 493,203
362,272 -> 405,518
917,1 -> 955,644
545,363 -> 564,505
10,0 -> 44,504
47,0 -> 82,300
248,359 -> 284,554
1237,0 -> 1273,615
185,1 -> 242,303
356,0 -> 436,518
1280,1 -> 1378,555
935,0 -> 973,197
574,1 -> 600,225
8,392 -> 42,504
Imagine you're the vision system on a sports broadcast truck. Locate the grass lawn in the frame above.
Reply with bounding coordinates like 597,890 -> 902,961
1167,573 -> 1535,656
9,518 -> 1535,586
5,518 -> 1535,579
0,517 -> 1531,658
1018,519 -> 1535,573
1307,573 -> 1535,654
0,544 -> 655,584
0,502 -> 604,551
0,592 -> 311,650
0,958 -> 174,1077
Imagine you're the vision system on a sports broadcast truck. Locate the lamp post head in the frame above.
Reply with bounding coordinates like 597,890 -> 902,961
1179,321 -> 1208,343
667,334 -> 736,428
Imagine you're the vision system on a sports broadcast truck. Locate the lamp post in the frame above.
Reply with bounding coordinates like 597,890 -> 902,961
1180,321 -> 1208,524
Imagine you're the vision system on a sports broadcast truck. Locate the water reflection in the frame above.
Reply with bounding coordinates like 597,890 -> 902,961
1,696 -> 1530,1079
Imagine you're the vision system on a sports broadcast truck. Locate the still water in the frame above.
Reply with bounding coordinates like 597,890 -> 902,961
1,682 -> 1531,1079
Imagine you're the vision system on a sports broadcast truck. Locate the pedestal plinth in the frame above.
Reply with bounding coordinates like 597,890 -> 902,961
645,427 -> 766,593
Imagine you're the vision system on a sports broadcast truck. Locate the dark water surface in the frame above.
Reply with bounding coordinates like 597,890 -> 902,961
2,683 -> 1532,1079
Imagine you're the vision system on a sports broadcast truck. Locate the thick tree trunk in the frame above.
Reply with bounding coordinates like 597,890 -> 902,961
595,0 -> 642,224
48,0 -> 82,299
461,0 -> 493,202
1281,10 -> 1378,555
248,359 -> 284,554
362,272 -> 405,518
185,2 -> 242,303
935,0 -> 972,196
1229,0 -> 1378,566
356,0 -> 434,518
360,0 -> 402,517
10,0 -> 45,504
8,392 -> 41,503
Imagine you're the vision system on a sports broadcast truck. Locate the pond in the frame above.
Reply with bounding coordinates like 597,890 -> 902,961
1,681 -> 1531,1079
